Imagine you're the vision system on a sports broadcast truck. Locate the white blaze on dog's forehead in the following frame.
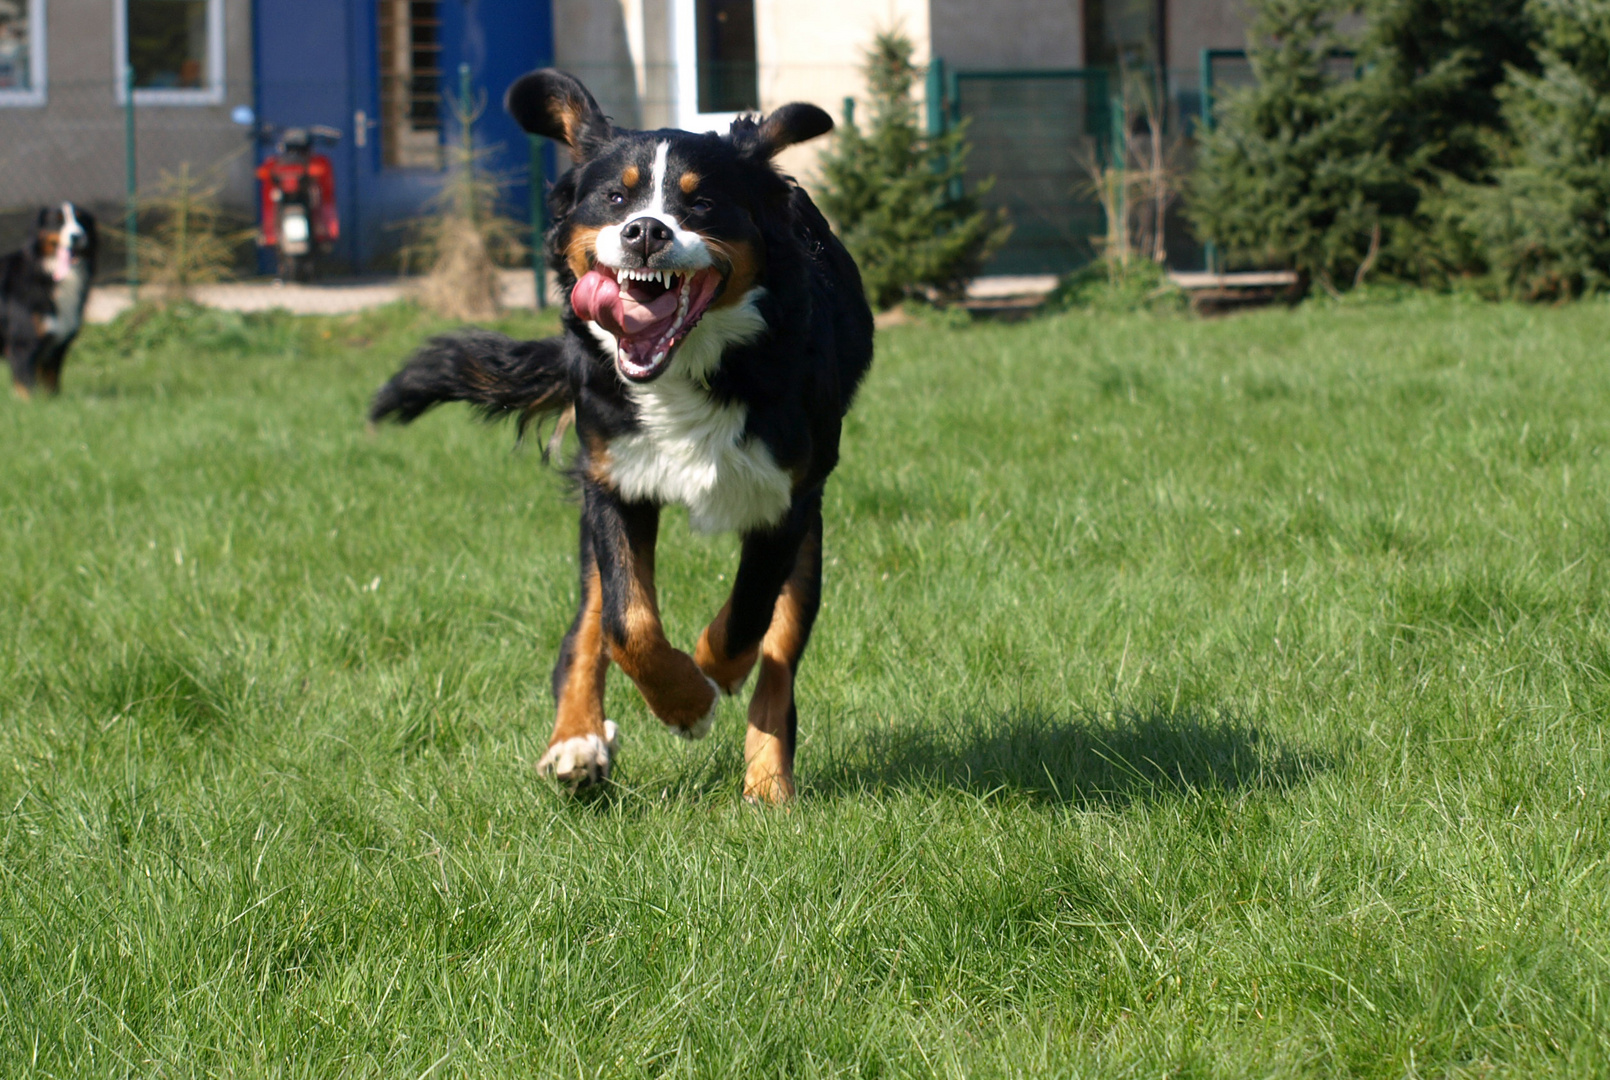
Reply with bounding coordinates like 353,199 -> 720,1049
60,202 -> 83,243
646,141 -> 671,218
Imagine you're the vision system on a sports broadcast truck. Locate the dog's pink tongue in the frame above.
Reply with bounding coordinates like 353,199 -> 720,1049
572,269 -> 684,351
50,243 -> 71,283
571,269 -> 624,335
619,286 -> 680,337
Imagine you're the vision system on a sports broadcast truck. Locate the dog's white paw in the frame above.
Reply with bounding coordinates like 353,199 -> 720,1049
670,678 -> 721,741
538,720 -> 621,786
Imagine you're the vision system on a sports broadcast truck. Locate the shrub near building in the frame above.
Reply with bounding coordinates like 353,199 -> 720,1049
1189,0 -> 1549,294
1451,0 -> 1610,300
815,33 -> 1007,310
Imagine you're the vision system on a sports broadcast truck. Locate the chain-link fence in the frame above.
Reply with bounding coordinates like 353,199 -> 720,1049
5,56 -> 1270,284
0,78 -> 256,282
937,58 -> 1253,275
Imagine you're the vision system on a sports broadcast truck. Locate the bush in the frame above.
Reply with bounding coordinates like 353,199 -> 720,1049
402,91 -> 527,321
1046,259 -> 1186,315
1451,0 -> 1610,299
1188,0 -> 1541,292
815,32 -> 1007,310
136,161 -> 253,301
1187,0 -> 1398,291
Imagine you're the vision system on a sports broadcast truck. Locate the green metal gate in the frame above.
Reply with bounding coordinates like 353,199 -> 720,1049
934,55 -> 1256,276
934,64 -> 1113,276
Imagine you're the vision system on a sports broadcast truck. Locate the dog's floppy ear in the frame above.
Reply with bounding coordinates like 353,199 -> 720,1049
506,69 -> 612,163
730,103 -> 834,160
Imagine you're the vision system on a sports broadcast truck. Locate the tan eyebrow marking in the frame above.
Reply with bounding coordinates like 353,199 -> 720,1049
622,165 -> 640,187
679,172 -> 700,194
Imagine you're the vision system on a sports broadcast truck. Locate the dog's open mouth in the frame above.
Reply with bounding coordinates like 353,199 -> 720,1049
571,265 -> 724,382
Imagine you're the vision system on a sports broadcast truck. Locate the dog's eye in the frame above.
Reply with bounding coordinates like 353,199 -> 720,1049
607,192 -> 625,205
690,198 -> 714,214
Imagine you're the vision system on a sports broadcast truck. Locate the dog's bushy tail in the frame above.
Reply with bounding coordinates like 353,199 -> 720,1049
369,330 -> 573,438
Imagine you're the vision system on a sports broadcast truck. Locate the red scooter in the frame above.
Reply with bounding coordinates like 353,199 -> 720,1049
255,125 -> 341,281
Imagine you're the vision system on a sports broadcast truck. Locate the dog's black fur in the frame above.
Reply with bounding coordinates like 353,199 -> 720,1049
371,70 -> 873,800
1,203 -> 98,398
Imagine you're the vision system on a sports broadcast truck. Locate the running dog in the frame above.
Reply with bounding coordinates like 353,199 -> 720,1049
371,70 -> 874,802
1,203 -> 98,399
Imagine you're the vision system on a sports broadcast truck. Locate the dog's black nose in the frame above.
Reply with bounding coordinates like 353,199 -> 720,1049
621,217 -> 674,261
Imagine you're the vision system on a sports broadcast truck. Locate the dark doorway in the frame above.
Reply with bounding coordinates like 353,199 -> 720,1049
695,0 -> 758,113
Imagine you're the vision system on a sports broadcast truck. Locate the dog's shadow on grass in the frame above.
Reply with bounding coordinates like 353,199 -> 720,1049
808,706 -> 1328,808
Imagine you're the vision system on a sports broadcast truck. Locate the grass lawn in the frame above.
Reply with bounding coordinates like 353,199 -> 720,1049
1,294 -> 1608,1077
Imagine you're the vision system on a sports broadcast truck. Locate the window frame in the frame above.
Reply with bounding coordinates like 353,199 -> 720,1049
671,0 -> 757,134
377,0 -> 446,171
0,0 -> 48,108
115,0 -> 226,106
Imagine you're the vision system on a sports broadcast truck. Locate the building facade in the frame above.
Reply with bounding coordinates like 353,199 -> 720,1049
0,0 -> 256,229
0,0 -> 551,272
1,0 -> 1251,274
252,0 -> 551,271
554,1 -> 1252,175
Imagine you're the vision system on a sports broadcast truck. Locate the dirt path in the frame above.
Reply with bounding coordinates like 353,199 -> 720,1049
85,272 -> 1062,325
85,270 -> 556,324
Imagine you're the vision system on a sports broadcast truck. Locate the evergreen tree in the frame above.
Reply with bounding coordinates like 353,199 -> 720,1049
1356,0 -> 1537,280
1363,0 -> 1537,183
815,33 -> 1007,309
1187,0 -> 1395,289
1455,0 -> 1610,298
1187,0 -> 1543,289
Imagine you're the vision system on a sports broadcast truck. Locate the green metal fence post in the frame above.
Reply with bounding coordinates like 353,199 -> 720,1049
460,63 -> 475,228
124,67 -> 138,299
945,67 -> 964,201
1200,49 -> 1218,272
925,57 -> 945,138
530,135 -> 546,310
1110,78 -> 1127,261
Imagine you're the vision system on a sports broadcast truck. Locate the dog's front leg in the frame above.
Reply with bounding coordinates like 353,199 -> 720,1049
695,492 -> 823,803
589,484 -> 720,739
6,323 -> 42,400
537,517 -> 618,786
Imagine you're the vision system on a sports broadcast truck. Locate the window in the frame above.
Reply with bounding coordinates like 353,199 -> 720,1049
378,0 -> 444,169
695,0 -> 757,114
0,0 -> 46,106
673,0 -> 756,132
117,0 -> 225,104
1084,0 -> 1161,69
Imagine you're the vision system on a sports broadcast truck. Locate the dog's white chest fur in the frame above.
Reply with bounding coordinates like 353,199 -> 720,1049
595,289 -> 794,535
47,265 -> 88,341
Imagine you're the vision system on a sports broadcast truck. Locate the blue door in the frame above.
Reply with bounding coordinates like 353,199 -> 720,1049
255,0 -> 552,273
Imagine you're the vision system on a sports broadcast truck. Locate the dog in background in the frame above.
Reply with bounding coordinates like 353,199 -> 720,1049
1,203 -> 98,399
371,70 -> 874,802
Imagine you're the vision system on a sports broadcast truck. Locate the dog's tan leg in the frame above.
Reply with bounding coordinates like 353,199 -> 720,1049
591,490 -> 719,738
537,558 -> 618,786
10,382 -> 29,402
694,598 -> 760,694
742,518 -> 821,804
694,494 -> 822,696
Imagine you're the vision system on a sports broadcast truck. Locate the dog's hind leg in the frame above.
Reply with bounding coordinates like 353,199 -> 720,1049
6,325 -> 39,400
587,485 -> 720,738
36,342 -> 66,396
537,519 -> 619,786
694,491 -> 820,694
696,491 -> 823,803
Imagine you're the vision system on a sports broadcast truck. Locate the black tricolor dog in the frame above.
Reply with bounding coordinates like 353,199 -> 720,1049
370,70 -> 874,802
1,202 -> 98,399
